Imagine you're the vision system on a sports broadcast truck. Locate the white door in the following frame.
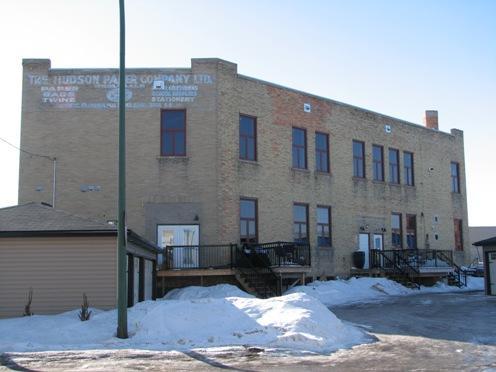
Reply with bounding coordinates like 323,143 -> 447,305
489,252 -> 496,296
157,225 -> 200,269
144,259 -> 153,300
133,257 -> 140,304
358,233 -> 370,269
373,234 -> 384,267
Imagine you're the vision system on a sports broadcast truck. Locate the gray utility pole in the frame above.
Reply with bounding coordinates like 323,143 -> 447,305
117,0 -> 128,339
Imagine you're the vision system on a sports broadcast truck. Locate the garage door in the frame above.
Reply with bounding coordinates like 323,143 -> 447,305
133,256 -> 140,305
489,252 -> 496,296
144,259 -> 153,301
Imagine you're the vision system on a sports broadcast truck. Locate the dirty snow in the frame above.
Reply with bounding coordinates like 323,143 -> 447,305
286,276 -> 485,307
0,291 -> 370,353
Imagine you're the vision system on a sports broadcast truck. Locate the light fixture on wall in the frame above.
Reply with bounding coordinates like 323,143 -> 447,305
194,214 -> 199,221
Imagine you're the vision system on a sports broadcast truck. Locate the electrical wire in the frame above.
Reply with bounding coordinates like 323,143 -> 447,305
0,137 -> 55,160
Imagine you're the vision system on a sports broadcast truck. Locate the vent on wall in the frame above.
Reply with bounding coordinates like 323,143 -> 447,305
303,103 -> 311,113
384,125 -> 392,133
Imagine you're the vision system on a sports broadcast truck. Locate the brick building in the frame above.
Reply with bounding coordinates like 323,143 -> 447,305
19,58 -> 470,282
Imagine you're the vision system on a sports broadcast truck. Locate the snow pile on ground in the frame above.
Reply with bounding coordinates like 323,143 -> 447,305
0,290 -> 370,353
286,276 -> 485,307
286,277 -> 411,306
164,284 -> 254,300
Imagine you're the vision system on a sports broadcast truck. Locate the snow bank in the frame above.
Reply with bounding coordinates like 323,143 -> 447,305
286,277 -> 411,307
163,284 -> 253,300
0,292 -> 370,353
286,276 -> 485,307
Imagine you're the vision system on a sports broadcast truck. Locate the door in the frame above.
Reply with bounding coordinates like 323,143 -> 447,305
144,259 -> 153,301
157,225 -> 200,269
358,233 -> 370,269
373,234 -> 384,267
489,252 -> 496,296
133,256 -> 140,304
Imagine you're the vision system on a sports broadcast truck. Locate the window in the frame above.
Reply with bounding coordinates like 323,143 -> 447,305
406,214 -> 417,249
161,110 -> 186,156
317,206 -> 331,247
352,140 -> 365,178
239,115 -> 257,161
388,148 -> 400,184
315,132 -> 330,172
454,219 -> 463,251
404,152 -> 414,186
372,145 -> 384,181
292,128 -> 307,169
451,162 -> 460,193
391,213 -> 402,248
240,198 -> 258,244
293,203 -> 309,244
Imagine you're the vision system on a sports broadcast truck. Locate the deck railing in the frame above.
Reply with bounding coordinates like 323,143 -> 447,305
163,244 -> 236,270
371,249 -> 453,271
162,241 -> 311,270
243,241 -> 311,267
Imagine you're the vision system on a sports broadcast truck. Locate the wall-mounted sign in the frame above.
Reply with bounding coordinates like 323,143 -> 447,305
27,72 -> 214,110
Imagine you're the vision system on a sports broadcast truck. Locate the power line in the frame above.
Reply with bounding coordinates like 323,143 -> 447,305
0,137 -> 55,161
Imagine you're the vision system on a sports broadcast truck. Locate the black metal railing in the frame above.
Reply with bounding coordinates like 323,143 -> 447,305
435,250 -> 467,287
235,245 -> 281,298
243,241 -> 311,267
371,249 -> 420,288
163,241 -> 311,270
163,244 -> 236,270
372,249 -> 453,271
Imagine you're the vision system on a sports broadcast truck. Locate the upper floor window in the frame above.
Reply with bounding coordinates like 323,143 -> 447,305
454,218 -> 463,251
406,214 -> 417,249
391,213 -> 403,248
315,132 -> 330,173
317,206 -> 331,247
239,115 -> 257,161
352,140 -> 365,178
372,145 -> 384,181
404,152 -> 414,186
451,162 -> 460,193
240,198 -> 258,244
292,128 -> 307,169
388,148 -> 400,184
161,110 -> 186,156
293,203 -> 309,244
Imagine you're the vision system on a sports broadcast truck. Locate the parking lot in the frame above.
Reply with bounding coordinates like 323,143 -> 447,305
1,291 -> 495,371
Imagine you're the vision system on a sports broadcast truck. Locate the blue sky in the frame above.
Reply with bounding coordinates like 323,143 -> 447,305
0,0 -> 494,225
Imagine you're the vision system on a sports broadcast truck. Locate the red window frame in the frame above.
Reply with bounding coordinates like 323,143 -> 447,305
454,218 -> 463,251
161,109 -> 186,156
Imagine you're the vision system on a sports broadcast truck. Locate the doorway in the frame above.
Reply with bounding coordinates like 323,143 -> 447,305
157,225 -> 200,269
358,233 -> 370,269
373,234 -> 384,268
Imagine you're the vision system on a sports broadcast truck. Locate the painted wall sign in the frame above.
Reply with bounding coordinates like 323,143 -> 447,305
28,72 -> 214,110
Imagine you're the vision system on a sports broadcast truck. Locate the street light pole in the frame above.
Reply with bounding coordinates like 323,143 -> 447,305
116,0 -> 128,339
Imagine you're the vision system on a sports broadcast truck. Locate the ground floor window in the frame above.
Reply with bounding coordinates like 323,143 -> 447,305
293,203 -> 309,244
240,198 -> 258,244
406,214 -> 417,249
454,218 -> 463,251
317,206 -> 331,247
391,213 -> 402,248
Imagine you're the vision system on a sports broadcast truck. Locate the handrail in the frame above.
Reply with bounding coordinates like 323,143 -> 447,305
371,249 -> 420,289
436,250 -> 467,287
236,245 -> 281,297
